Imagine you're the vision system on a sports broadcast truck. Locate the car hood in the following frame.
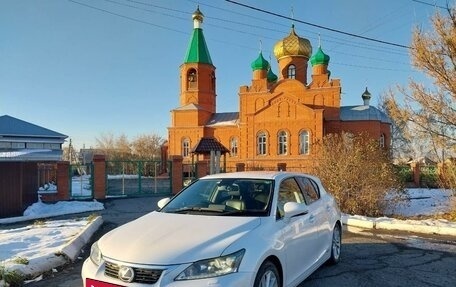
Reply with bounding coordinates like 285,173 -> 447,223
99,211 -> 261,265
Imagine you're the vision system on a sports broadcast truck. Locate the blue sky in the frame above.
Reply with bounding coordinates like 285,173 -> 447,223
0,0 -> 447,149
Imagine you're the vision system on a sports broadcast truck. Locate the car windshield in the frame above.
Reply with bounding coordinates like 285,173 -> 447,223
160,178 -> 274,216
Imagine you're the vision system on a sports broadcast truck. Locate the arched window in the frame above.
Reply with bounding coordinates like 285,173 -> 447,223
379,134 -> 385,148
287,64 -> 296,79
230,137 -> 238,157
182,138 -> 190,157
299,131 -> 310,155
278,130 -> 288,155
211,72 -> 216,91
187,69 -> 197,89
257,131 -> 267,155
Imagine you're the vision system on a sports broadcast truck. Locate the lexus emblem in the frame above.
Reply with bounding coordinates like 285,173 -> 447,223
118,266 -> 135,283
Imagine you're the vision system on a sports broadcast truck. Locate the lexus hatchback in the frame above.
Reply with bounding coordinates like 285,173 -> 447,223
82,171 -> 341,287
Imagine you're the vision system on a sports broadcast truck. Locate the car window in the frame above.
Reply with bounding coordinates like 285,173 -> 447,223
277,177 -> 305,218
161,178 -> 273,216
296,176 -> 320,204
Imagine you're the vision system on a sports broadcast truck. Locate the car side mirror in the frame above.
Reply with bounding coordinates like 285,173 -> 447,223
283,202 -> 309,219
157,197 -> 171,209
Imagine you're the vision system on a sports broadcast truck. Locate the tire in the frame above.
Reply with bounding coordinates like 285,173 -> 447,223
254,260 -> 281,287
327,223 -> 341,265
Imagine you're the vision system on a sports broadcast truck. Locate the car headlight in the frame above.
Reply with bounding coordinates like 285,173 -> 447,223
175,249 -> 245,281
89,242 -> 103,266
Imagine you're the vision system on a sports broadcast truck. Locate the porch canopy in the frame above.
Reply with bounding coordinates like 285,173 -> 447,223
191,137 -> 229,174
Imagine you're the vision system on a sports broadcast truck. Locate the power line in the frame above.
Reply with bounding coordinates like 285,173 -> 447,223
225,0 -> 411,49
112,0 -> 410,57
67,0 -> 414,72
411,0 -> 449,10
68,0 -> 187,35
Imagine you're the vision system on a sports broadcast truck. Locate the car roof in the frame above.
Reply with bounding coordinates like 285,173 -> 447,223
200,171 -> 319,182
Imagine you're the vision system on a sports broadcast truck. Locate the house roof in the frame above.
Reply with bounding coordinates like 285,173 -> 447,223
191,137 -> 229,154
340,105 -> 391,124
0,115 -> 68,139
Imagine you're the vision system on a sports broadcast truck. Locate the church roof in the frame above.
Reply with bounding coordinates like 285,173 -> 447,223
0,115 -> 67,139
206,112 -> 239,126
340,106 -> 391,124
184,8 -> 212,65
191,137 -> 229,154
310,46 -> 330,66
251,52 -> 269,71
174,103 -> 203,110
273,24 -> 312,60
184,28 -> 213,64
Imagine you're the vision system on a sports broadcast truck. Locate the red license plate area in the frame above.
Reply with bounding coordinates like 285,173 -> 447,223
86,278 -> 125,287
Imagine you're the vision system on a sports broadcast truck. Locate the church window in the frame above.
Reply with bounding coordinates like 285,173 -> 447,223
299,131 -> 310,155
278,130 -> 288,155
257,131 -> 267,155
230,137 -> 238,157
287,64 -> 296,79
182,138 -> 190,157
187,69 -> 197,89
379,134 -> 385,148
211,72 -> 216,91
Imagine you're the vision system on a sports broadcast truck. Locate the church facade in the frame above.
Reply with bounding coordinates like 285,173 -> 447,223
167,8 -> 391,172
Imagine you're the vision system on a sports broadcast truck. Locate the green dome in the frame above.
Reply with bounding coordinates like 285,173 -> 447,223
310,46 -> 330,66
251,52 -> 269,71
267,66 -> 278,83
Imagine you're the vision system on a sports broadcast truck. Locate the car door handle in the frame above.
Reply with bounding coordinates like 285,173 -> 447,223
309,215 -> 316,223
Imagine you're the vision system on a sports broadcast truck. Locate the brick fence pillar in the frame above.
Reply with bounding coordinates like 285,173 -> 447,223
196,161 -> 209,178
171,156 -> 183,194
56,161 -> 70,201
93,154 -> 106,200
410,162 -> 421,188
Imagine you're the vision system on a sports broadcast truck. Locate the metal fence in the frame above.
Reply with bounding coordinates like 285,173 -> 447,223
70,164 -> 93,199
105,160 -> 172,197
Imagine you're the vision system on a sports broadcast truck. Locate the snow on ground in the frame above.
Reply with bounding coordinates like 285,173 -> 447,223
386,188 -> 455,217
0,188 -> 454,283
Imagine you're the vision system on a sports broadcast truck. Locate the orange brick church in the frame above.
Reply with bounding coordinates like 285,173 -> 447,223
166,8 -> 391,172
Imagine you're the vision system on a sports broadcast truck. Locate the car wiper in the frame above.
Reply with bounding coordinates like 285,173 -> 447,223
171,207 -> 225,214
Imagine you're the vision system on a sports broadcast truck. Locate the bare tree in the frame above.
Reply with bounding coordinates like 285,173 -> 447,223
312,132 -> 405,217
384,5 -> 456,162
95,132 -> 131,160
131,133 -> 164,160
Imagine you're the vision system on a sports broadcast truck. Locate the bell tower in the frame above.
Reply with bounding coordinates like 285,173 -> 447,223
179,7 -> 216,114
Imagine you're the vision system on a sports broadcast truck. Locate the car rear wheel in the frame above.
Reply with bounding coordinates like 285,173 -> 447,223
254,260 -> 281,287
327,223 -> 341,265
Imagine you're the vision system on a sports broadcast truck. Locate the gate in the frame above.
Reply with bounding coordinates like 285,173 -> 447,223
70,164 -> 94,199
105,160 -> 172,197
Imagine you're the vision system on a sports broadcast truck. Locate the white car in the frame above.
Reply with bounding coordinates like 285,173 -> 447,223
82,171 -> 341,287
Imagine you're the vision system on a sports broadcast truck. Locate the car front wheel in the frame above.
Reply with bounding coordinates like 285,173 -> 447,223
327,223 -> 341,265
254,260 -> 281,287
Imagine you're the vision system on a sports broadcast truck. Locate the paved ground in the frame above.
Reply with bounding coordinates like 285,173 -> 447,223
27,196 -> 456,287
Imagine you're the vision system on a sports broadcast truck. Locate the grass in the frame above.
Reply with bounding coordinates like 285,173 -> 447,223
33,219 -> 46,227
0,265 -> 25,287
86,213 -> 99,223
11,257 -> 29,265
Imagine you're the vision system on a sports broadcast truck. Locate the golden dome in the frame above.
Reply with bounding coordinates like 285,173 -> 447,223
273,25 -> 312,60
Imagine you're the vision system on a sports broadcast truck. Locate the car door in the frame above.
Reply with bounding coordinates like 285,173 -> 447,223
296,176 -> 329,262
276,177 -> 320,286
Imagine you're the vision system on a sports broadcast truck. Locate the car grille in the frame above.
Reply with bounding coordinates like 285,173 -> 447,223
105,261 -> 163,284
